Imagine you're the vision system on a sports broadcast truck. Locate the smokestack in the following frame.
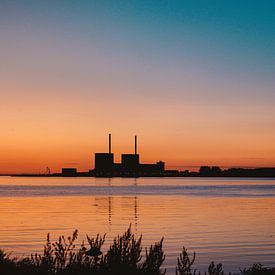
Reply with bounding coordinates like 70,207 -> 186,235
135,135 -> 137,155
109,133 -> 111,154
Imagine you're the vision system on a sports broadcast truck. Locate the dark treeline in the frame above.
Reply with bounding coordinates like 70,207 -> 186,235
0,227 -> 274,275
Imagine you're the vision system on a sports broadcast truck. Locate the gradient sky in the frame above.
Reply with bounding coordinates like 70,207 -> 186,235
0,0 -> 275,173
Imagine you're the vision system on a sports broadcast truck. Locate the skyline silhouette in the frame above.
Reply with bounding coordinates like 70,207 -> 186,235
7,134 -> 275,178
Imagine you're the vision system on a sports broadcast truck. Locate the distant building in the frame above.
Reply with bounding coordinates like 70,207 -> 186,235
122,154 -> 139,175
94,134 -> 114,177
92,134 -> 165,177
95,153 -> 114,176
62,168 -> 77,176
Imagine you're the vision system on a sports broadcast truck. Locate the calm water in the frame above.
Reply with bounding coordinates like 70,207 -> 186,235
0,177 -> 275,273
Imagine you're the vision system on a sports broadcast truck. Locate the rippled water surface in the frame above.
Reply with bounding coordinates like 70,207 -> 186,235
0,177 -> 275,273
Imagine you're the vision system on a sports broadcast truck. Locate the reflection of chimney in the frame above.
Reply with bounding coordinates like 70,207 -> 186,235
135,135 -> 137,155
109,133 -> 111,154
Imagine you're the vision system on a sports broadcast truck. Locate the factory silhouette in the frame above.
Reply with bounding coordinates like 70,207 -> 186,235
93,134 -> 166,177
58,133 -> 275,178
12,134 -> 275,178
62,134 -> 169,177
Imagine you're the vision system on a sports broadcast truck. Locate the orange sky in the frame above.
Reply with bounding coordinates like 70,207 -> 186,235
1,82 -> 275,174
1,2 -> 275,174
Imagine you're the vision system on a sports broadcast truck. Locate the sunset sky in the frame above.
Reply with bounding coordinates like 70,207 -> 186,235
1,1 -> 274,173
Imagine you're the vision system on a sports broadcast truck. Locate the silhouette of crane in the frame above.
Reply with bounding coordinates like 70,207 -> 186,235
45,167 -> 51,175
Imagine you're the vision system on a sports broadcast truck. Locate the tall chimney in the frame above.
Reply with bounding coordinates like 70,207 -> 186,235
109,133 -> 111,154
135,135 -> 137,155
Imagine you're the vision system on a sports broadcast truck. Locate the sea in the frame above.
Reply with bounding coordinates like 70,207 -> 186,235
0,176 -> 275,274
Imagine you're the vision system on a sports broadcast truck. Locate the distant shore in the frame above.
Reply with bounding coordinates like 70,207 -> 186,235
7,166 -> 275,178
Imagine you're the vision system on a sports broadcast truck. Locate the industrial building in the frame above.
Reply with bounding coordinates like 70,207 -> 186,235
61,168 -> 77,176
90,134 -> 165,177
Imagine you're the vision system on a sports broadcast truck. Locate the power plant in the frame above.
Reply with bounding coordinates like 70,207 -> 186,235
11,133 -> 275,178
91,134 -> 165,177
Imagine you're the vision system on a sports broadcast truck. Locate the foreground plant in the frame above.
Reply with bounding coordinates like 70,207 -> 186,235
0,226 -> 166,275
241,263 -> 275,275
0,228 -> 274,275
176,246 -> 196,275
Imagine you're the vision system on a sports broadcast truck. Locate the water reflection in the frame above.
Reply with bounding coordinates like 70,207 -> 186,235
93,176 -> 139,232
94,196 -> 138,233
0,177 -> 275,274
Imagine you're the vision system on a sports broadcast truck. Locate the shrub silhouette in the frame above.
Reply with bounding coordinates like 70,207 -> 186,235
0,226 -> 165,275
208,262 -> 224,275
141,237 -> 165,274
0,227 -> 275,275
176,246 -> 195,275
241,263 -> 275,275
